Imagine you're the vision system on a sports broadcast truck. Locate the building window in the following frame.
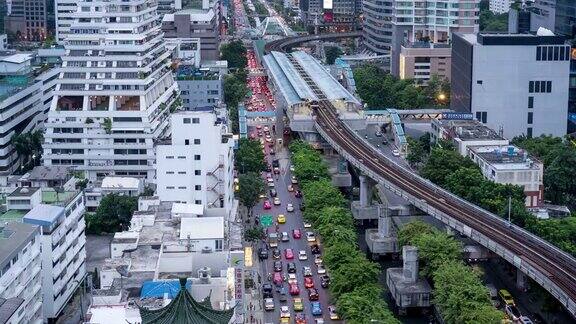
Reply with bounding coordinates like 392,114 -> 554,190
528,112 -> 533,124
527,127 -> 533,138
178,186 -> 186,189
195,185 -> 202,190
529,81 -> 552,93
192,118 -> 200,124
166,186 -> 175,189
183,118 -> 191,124
215,239 -> 223,251
166,156 -> 174,159
547,81 -> 552,92
195,200 -> 202,204
194,155 -> 201,160
195,170 -> 201,175
475,111 -> 487,123
528,96 -> 534,109
178,156 -> 186,159
185,139 -> 190,145
536,46 -> 542,61
166,171 -> 174,174
476,80 -> 483,85
194,139 -> 201,145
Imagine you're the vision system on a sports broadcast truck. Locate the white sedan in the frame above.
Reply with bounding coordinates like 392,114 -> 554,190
286,203 -> 294,212
392,149 -> 400,157
317,264 -> 326,274
280,305 -> 290,318
298,250 -> 308,261
306,232 -> 316,242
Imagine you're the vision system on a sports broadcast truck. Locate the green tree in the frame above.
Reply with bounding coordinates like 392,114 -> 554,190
290,140 -> 330,184
330,256 -> 381,298
323,241 -> 361,271
236,138 -> 266,174
301,179 -> 346,222
244,225 -> 266,242
407,136 -> 426,166
314,206 -> 354,230
316,223 -> 357,247
398,221 -> 434,247
88,194 -> 138,233
411,232 -> 462,276
479,0 -> 508,32
421,147 -> 476,186
325,46 -> 343,65
237,172 -> 265,216
337,284 -> 400,324
220,40 -> 247,69
424,74 -> 451,107
12,130 -> 44,172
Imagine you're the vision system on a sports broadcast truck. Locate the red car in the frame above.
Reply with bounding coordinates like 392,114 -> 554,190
292,229 -> 301,239
285,248 -> 294,260
304,277 -> 314,288
263,200 -> 271,209
273,272 -> 283,286
289,283 -> 300,295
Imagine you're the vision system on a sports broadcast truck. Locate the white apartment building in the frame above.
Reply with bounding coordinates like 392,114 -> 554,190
489,0 -> 515,14
451,32 -> 570,138
0,53 -> 59,179
55,0 -> 77,44
156,110 -> 234,218
431,118 -> 510,156
85,176 -> 144,211
22,190 -> 86,320
468,145 -> 544,207
44,0 -> 179,182
0,222 -> 43,324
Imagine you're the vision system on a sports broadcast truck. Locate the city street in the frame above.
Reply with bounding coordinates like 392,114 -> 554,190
248,123 -> 342,323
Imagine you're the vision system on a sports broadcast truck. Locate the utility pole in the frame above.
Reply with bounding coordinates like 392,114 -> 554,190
508,196 -> 512,225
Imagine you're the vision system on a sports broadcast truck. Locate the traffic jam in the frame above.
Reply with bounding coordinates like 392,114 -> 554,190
246,50 -> 276,113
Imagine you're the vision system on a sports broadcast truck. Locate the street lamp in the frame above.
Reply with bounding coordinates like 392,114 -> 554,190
437,93 -> 446,102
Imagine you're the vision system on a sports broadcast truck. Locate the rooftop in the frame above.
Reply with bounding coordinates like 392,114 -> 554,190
163,8 -> 215,22
171,203 -> 203,216
469,145 -> 540,169
0,209 -> 26,222
21,165 -> 73,181
41,190 -> 78,206
176,65 -> 220,81
436,119 -> 506,141
8,187 -> 40,198
180,217 -> 224,240
0,222 -> 39,272
102,176 -> 142,190
458,31 -> 566,46
22,204 -> 65,227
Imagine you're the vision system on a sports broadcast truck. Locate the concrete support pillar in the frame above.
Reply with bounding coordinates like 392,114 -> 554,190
377,207 -> 391,237
402,246 -> 419,284
516,269 -> 527,291
359,175 -> 369,207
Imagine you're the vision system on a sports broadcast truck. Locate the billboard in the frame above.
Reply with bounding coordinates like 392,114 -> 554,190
441,112 -> 474,120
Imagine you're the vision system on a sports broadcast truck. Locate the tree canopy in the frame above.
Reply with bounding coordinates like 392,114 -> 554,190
289,140 -> 330,184
12,130 -> 44,173
236,138 -> 266,174
325,46 -> 343,65
479,0 -> 508,32
237,172 -> 265,215
87,194 -> 138,234
220,40 -> 247,69
353,64 -> 450,109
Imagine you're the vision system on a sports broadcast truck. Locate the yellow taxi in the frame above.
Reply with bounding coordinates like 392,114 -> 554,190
293,298 -> 304,312
277,214 -> 286,224
280,318 -> 290,324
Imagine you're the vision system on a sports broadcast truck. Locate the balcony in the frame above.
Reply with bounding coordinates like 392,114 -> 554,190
116,95 -> 141,111
89,95 -> 110,111
57,96 -> 84,111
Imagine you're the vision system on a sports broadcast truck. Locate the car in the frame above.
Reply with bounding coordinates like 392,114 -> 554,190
314,320 -> 324,324
304,277 -> 314,289
286,203 -> 294,212
392,149 -> 400,157
328,306 -> 339,320
382,138 -> 389,145
263,200 -> 272,209
295,314 -> 306,324
291,176 -> 298,184
264,298 -> 275,311
311,301 -> 322,316
272,248 -> 281,259
256,125 -> 262,130
292,229 -> 302,239
375,131 -> 382,137
293,298 -> 304,312
274,197 -> 281,205
263,126 -> 269,132
288,273 -> 298,285
280,305 -> 290,318
277,214 -> 286,224
273,167 -> 280,174
281,231 -> 289,242
303,266 -> 312,277
270,189 -> 277,197
287,184 -> 294,192
273,272 -> 283,286
499,289 -> 515,306
299,202 -> 305,211
289,283 -> 300,295
320,275 -> 330,288
258,247 -> 269,260
311,244 -> 321,255
308,288 -> 319,301
287,262 -> 296,273
505,305 -> 522,322
303,222 -> 312,228
306,232 -> 316,242
298,250 -> 307,261
295,190 -> 303,198
317,264 -> 326,274
314,255 -> 323,265
262,283 -> 273,298
273,261 -> 283,272
268,181 -> 275,188
280,318 -> 289,324
285,248 -> 294,259
519,317 -> 534,324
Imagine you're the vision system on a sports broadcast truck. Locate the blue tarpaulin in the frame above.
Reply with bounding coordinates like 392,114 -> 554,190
140,280 -> 192,299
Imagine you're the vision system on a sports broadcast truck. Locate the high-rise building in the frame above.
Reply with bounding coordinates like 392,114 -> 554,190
44,0 -> 179,181
532,0 -> 576,38
0,222 -> 43,324
0,52 -> 60,178
4,0 -> 47,41
156,110 -> 235,219
299,0 -> 359,32
22,189 -> 86,320
54,0 -> 77,44
451,33 -> 570,138
363,0 -> 479,75
490,0 -> 525,14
